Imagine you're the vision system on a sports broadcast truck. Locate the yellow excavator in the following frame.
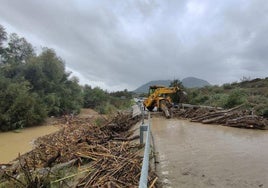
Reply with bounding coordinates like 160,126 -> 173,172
143,85 -> 181,118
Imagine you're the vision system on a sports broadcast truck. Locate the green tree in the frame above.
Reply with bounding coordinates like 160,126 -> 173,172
24,59 -> 45,91
37,48 -> 65,84
23,48 -> 83,115
0,25 -> 85,130
2,33 -> 35,64
0,77 -> 46,131
58,76 -> 83,114
169,79 -> 185,103
110,89 -> 133,99
83,85 -> 107,109
0,25 -> 7,44
169,79 -> 183,88
0,25 -> 7,58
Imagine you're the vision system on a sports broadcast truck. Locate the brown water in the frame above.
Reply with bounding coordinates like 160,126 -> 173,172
152,117 -> 268,188
0,125 -> 59,163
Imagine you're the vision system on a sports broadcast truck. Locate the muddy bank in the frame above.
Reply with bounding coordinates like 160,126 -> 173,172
152,117 -> 268,188
0,109 -> 101,164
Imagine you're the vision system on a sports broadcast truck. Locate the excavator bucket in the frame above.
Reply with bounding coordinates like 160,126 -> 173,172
160,100 -> 171,118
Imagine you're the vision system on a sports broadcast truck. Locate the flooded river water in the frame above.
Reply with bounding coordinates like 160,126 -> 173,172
0,125 -> 59,164
152,117 -> 268,188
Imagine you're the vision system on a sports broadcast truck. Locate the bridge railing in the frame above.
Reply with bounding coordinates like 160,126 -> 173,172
138,104 -> 151,188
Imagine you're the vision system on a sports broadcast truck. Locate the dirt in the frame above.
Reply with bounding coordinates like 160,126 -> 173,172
152,117 -> 268,188
77,108 -> 100,118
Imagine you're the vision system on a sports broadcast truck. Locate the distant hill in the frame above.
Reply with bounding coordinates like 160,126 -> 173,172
182,77 -> 211,88
133,77 -> 210,93
133,80 -> 171,93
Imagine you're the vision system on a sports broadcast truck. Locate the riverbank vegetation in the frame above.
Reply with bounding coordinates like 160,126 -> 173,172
0,25 -> 133,131
185,77 -> 268,117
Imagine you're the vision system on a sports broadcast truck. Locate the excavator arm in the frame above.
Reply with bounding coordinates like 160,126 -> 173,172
143,85 -> 180,118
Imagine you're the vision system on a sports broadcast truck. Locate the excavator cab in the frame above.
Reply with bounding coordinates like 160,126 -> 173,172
143,85 -> 180,118
148,85 -> 164,95
149,87 -> 155,95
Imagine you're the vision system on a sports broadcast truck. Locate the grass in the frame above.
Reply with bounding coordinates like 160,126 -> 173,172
186,77 -> 268,116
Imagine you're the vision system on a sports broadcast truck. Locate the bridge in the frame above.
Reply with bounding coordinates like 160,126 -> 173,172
133,105 -> 268,188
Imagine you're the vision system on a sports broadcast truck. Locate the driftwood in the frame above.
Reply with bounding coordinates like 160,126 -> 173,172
1,112 -> 157,187
174,105 -> 268,130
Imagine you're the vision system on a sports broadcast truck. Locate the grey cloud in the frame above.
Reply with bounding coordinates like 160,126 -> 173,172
0,0 -> 267,90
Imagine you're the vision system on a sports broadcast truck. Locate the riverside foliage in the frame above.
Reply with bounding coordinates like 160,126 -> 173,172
0,25 -> 132,131
186,78 -> 268,117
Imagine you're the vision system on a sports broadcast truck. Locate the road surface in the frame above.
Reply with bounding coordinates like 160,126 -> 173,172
151,117 -> 268,188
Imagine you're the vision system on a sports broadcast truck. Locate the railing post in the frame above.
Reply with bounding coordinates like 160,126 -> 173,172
139,102 -> 146,144
138,102 -> 145,124
140,125 -> 148,144
139,122 -> 150,188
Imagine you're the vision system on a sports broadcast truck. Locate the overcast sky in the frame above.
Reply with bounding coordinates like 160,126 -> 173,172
0,0 -> 267,91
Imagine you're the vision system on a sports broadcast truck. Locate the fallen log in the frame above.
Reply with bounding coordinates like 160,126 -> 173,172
174,105 -> 268,130
201,115 -> 226,124
1,112 -> 158,187
113,135 -> 140,141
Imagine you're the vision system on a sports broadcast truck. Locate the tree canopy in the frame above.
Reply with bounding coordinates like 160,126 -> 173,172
0,24 -> 133,131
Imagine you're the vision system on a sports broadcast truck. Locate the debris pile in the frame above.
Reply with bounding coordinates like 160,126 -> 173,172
174,105 -> 268,130
76,141 -> 155,187
1,112 -> 157,187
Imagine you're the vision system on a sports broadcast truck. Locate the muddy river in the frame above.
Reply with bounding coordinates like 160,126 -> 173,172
152,117 -> 268,188
0,125 -> 59,164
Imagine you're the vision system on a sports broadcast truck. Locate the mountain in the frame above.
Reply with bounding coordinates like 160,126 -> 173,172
133,77 -> 210,93
182,77 -> 211,88
133,80 -> 171,93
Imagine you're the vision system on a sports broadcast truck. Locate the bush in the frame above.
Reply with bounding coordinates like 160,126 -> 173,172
191,95 -> 209,105
96,102 -> 117,115
223,83 -> 233,90
205,93 -> 228,107
0,79 -> 47,131
224,89 -> 247,108
263,109 -> 268,118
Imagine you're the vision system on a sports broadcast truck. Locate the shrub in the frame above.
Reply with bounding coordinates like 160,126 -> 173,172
263,108 -> 268,118
0,79 -> 47,131
205,93 -> 228,107
223,83 -> 233,90
224,89 -> 247,108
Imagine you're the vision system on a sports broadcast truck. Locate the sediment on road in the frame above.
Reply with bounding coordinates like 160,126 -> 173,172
0,111 -> 157,187
173,105 -> 268,130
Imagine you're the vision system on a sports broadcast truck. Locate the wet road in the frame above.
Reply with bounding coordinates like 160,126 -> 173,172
152,117 -> 268,188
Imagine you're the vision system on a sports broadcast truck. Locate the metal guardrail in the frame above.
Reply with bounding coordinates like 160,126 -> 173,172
139,110 -> 151,188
